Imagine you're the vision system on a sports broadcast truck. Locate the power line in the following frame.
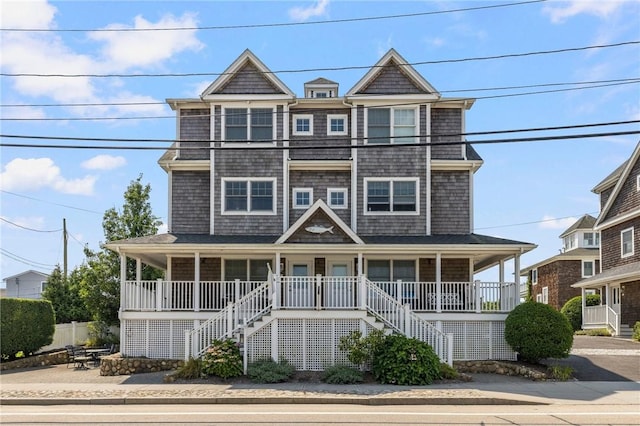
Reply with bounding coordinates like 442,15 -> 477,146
2,77 -> 637,109
2,119 -> 637,145
0,190 -> 103,214
0,248 -> 57,269
475,212 -> 600,231
0,1 -> 545,32
3,79 -> 639,122
0,217 -> 62,233
1,130 -> 639,151
3,40 -> 637,78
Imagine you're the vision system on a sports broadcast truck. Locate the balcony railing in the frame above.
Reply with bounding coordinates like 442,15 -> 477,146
123,277 -> 519,313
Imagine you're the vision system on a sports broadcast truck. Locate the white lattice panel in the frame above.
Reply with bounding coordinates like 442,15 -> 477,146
171,320 -> 194,359
247,323 -> 272,363
122,319 -> 196,359
334,319 -> 362,367
306,319 -> 333,371
489,321 -> 517,360
277,320 -> 305,369
148,321 -> 172,358
441,320 -> 516,361
121,320 -> 147,357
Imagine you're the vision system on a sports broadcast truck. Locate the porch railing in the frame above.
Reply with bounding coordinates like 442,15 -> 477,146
124,278 -> 518,313
582,305 -> 619,335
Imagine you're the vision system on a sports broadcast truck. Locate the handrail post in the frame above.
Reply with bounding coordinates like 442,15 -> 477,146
359,275 -> 367,310
184,329 -> 190,361
316,274 -> 322,310
227,302 -> 234,337
235,279 -> 241,303
403,304 -> 411,336
475,281 -> 482,313
446,333 -> 454,366
396,279 -> 402,305
156,279 -> 163,311
273,274 -> 280,310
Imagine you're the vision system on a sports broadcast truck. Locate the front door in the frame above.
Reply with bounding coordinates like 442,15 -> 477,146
611,285 -> 621,313
285,263 -> 314,308
325,262 -> 354,308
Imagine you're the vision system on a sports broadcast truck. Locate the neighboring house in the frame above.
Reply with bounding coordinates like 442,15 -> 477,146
520,214 -> 600,310
105,49 -> 536,368
573,142 -> 640,338
2,270 -> 49,300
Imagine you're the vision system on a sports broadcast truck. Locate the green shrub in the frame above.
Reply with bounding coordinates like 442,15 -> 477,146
85,321 -> 119,347
0,298 -> 55,361
548,364 -> 574,381
338,329 -> 386,367
505,301 -> 573,363
201,339 -> 243,379
173,357 -> 203,380
633,322 -> 640,342
247,358 -> 295,383
372,334 -> 442,385
322,365 -> 364,384
561,294 -> 601,331
439,362 -> 459,380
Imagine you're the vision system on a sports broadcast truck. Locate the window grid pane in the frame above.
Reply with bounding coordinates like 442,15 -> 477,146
368,109 -> 390,144
226,108 -> 247,140
225,181 -> 247,211
367,181 -> 390,211
251,108 -> 273,141
250,181 -> 273,211
393,109 -> 415,144
296,118 -> 310,132
393,181 -> 416,211
330,118 -> 344,132
330,191 -> 345,206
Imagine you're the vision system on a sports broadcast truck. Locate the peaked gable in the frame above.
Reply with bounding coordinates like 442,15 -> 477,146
277,199 -> 363,244
201,49 -> 294,97
347,49 -> 439,96
595,141 -> 640,228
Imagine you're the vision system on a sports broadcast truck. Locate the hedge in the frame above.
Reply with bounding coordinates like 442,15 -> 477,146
0,298 -> 55,361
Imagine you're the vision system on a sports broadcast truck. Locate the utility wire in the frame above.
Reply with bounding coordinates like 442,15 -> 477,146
3,40 -> 637,78
1,130 -> 639,151
2,119 -> 637,145
3,77 -> 637,109
0,190 -> 103,214
3,79 -> 639,122
0,1 -> 545,32
475,212 -> 600,231
0,248 -> 57,268
0,217 -> 62,233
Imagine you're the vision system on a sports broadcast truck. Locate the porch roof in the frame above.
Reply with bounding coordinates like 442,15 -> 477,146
571,261 -> 640,288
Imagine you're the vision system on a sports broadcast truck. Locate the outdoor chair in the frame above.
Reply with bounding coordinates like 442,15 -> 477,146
65,345 -> 91,370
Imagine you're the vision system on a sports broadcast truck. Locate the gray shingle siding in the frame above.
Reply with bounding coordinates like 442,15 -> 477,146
431,108 -> 464,160
213,150 -> 283,234
171,171 -> 211,233
218,62 -> 284,94
179,108 -> 210,160
357,62 -> 426,94
289,170 -> 351,224
430,171 -> 470,234
290,108 -> 351,160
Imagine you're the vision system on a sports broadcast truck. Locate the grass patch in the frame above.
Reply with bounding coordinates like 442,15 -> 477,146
247,359 -> 295,383
547,364 -> 574,381
575,328 -> 611,336
439,362 -> 459,380
322,365 -> 364,384
172,357 -> 202,380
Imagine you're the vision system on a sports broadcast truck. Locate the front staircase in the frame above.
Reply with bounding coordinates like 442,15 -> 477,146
184,275 -> 453,367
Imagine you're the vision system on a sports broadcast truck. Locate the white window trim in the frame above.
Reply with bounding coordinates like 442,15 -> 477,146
327,187 -> 348,209
221,177 -> 277,215
536,294 -> 543,303
365,106 -> 418,145
221,106 -> 276,146
292,187 -> 313,209
542,286 -> 549,304
292,114 -> 313,136
40,281 -> 47,293
363,177 -> 420,216
531,269 -> 538,284
327,114 -> 348,136
621,227 -> 634,257
582,260 -> 595,278
637,174 -> 640,191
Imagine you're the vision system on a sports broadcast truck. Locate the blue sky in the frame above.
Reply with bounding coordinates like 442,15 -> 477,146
1,0 -> 639,286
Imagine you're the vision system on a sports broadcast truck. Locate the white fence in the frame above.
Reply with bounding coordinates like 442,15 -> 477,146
37,321 -> 119,353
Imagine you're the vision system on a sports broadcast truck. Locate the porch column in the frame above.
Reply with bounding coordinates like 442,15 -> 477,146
498,259 -> 505,311
580,287 -> 586,327
513,254 -> 521,308
273,252 -> 281,310
358,252 -> 365,310
605,283 -> 610,326
136,258 -> 142,282
436,252 -> 442,313
167,256 -> 172,281
194,253 -> 200,312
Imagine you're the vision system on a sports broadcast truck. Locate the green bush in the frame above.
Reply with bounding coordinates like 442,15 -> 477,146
322,365 -> 364,384
561,294 -> 601,331
247,358 -> 295,383
173,358 -> 203,380
85,321 -> 119,347
633,322 -> 640,342
0,298 -> 55,361
338,329 -> 386,367
372,334 -> 442,385
505,301 -> 573,363
201,339 -> 243,379
439,362 -> 459,380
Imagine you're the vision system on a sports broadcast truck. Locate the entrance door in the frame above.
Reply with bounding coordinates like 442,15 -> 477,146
285,263 -> 313,308
611,285 -> 621,313
325,262 -> 353,308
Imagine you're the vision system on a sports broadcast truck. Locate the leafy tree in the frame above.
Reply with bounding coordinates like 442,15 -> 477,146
42,265 -> 91,324
78,175 -> 163,325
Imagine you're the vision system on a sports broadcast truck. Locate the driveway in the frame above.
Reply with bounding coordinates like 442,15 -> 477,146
542,335 -> 640,381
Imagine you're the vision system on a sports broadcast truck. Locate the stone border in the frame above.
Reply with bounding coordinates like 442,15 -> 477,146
0,350 -> 68,371
99,354 -> 184,376
454,360 -> 548,380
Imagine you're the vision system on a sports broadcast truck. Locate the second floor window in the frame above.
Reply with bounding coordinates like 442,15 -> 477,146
582,260 -> 594,277
327,114 -> 348,135
293,188 -> 312,209
583,232 -> 599,247
621,227 -> 634,257
365,179 -> 418,214
367,107 -> 416,144
531,269 -> 538,284
225,108 -> 273,141
293,114 -> 313,135
223,179 -> 275,214
327,188 -> 348,209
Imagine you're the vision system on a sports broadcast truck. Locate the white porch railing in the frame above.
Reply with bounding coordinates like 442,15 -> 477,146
184,281 -> 271,360
581,305 -> 620,335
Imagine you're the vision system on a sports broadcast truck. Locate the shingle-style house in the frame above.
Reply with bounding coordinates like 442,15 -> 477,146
573,142 -> 640,338
520,214 -> 600,310
2,270 -> 49,300
106,49 -> 535,368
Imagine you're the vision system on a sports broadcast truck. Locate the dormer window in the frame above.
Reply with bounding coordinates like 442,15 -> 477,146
314,91 -> 328,98
583,232 -> 599,247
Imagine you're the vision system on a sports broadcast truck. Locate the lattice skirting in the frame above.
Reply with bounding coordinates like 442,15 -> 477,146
120,318 -> 516,364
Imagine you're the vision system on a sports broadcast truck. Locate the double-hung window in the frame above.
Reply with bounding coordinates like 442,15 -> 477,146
582,260 -> 594,277
222,178 -> 276,214
621,227 -> 634,257
224,108 -> 273,142
365,178 -> 418,214
367,107 -> 417,144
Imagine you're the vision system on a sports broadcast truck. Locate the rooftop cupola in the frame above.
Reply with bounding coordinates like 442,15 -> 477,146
304,77 -> 339,98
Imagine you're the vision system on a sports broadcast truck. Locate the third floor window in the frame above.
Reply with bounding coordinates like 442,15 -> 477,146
367,107 -> 417,144
225,108 -> 273,141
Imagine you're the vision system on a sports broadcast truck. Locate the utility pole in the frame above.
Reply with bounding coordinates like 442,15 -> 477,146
63,218 -> 68,279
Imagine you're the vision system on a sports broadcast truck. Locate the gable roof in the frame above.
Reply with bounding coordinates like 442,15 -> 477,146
558,214 -> 597,238
200,49 -> 294,98
3,270 -> 49,281
594,141 -> 640,229
346,49 -> 440,96
276,199 -> 364,244
520,247 -> 599,275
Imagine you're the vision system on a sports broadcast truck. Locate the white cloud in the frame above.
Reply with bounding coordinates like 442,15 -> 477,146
81,155 -> 127,170
0,0 -> 57,29
88,13 -> 203,70
0,105 -> 47,120
289,0 -> 329,22
543,0 -> 626,23
0,158 -> 96,195
538,215 -> 577,230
